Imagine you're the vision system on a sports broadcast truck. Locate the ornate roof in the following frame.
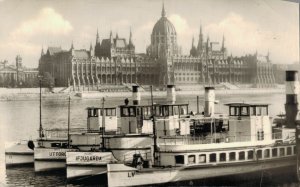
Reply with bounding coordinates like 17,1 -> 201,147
152,4 -> 176,36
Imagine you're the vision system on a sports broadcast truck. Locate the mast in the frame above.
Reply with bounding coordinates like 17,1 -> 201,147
39,75 -> 44,138
67,94 -> 71,148
101,97 -> 106,151
150,85 -> 157,164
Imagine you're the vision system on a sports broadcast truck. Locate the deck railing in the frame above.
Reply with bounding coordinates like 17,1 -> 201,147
40,128 -> 86,139
159,132 -> 291,146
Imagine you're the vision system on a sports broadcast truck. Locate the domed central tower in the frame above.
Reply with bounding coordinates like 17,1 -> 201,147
147,4 -> 181,58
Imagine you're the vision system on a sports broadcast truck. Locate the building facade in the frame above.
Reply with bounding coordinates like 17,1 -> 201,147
0,56 -> 38,87
39,5 -> 276,89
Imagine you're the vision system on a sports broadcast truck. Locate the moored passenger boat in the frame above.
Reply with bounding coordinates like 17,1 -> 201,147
67,85 -> 228,182
106,71 -> 300,187
34,105 -> 118,172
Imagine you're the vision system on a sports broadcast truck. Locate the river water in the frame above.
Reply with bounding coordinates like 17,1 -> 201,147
0,93 -> 299,186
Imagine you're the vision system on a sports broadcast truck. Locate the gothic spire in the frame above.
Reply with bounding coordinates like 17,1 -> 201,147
70,41 -> 74,50
191,36 -> 195,48
221,34 -> 225,51
197,24 -> 203,50
129,27 -> 133,45
96,28 -> 100,44
161,2 -> 166,17
41,46 -> 44,56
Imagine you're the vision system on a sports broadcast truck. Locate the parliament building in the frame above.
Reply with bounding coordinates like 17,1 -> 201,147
39,5 -> 275,90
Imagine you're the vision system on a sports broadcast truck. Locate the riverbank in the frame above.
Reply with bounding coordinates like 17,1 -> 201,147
0,87 -> 285,101
78,87 -> 285,99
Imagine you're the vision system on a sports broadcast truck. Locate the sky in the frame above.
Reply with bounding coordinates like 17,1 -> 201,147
0,0 -> 298,67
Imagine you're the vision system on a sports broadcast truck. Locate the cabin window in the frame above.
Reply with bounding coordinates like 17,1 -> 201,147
156,107 -> 162,116
219,153 -> 226,162
241,107 -> 249,116
169,106 -> 174,116
229,152 -> 236,161
230,107 -> 235,116
163,106 -> 169,116
257,150 -> 262,159
180,106 -> 187,115
209,153 -> 216,162
106,109 -> 116,116
248,150 -> 254,160
264,149 -> 270,158
239,151 -> 245,160
129,107 -> 136,116
250,107 -> 255,115
235,107 -> 240,116
261,107 -> 268,116
287,147 -> 292,155
61,143 -> 68,148
175,155 -> 185,165
199,154 -> 206,163
122,107 -> 129,117
174,106 -> 179,115
256,107 -> 261,116
272,148 -> 278,157
279,148 -> 285,156
51,143 -> 61,147
188,155 -> 196,164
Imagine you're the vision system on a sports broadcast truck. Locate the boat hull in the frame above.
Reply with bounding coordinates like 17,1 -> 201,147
5,143 -> 34,166
107,156 -> 296,187
66,151 -> 116,181
34,147 -> 77,172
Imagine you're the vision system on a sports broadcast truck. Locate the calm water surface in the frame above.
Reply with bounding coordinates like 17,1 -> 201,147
0,93 -> 299,186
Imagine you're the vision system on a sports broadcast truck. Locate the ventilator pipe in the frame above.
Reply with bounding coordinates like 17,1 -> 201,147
285,71 -> 299,128
166,85 -> 176,104
204,87 -> 215,117
132,85 -> 141,105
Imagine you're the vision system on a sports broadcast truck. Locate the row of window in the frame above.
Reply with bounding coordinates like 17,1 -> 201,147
175,146 -> 295,165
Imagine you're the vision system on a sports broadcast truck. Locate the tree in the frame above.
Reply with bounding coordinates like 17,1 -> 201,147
41,72 -> 55,91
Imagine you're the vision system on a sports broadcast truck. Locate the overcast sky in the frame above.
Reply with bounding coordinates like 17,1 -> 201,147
0,0 -> 298,67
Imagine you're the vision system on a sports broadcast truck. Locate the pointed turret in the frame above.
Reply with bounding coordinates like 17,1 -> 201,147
206,35 -> 210,51
191,36 -> 195,48
221,34 -> 225,51
161,2 -> 166,17
90,42 -> 94,57
128,27 -> 134,49
190,36 -> 197,57
41,46 -> 44,56
96,28 -> 100,44
197,24 -> 203,51
70,41 -> 74,50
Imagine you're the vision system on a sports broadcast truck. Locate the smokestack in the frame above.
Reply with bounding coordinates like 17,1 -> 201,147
285,71 -> 299,128
204,87 -> 215,117
167,85 -> 176,104
132,85 -> 141,105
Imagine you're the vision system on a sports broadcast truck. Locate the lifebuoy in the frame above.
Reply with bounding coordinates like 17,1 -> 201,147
27,140 -> 35,150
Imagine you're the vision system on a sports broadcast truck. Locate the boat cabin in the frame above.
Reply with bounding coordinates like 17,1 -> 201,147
225,103 -> 272,142
119,105 -> 155,134
86,107 -> 118,132
155,104 -> 190,136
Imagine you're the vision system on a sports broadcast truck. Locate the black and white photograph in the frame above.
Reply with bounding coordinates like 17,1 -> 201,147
0,0 -> 300,186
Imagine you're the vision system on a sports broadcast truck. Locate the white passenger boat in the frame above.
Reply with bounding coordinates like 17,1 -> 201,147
67,85 -> 228,182
34,106 -> 118,172
107,102 -> 297,187
106,71 -> 300,187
